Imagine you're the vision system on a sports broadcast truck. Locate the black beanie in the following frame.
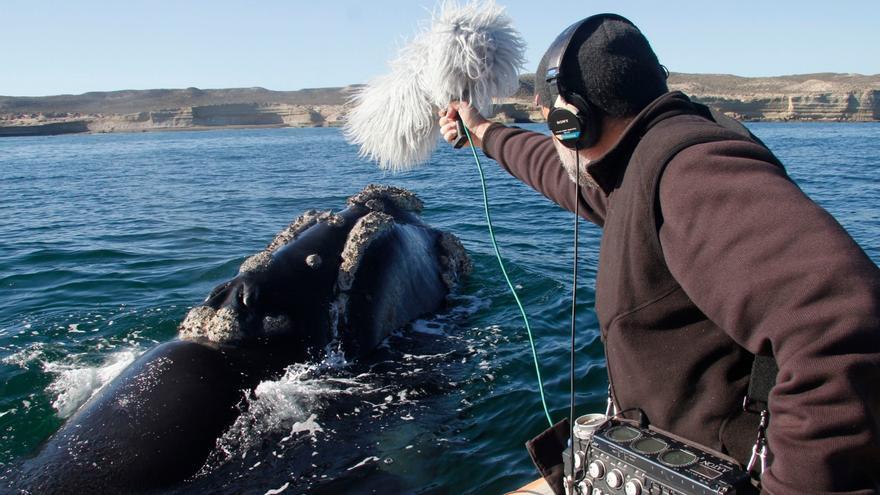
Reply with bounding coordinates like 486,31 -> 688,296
536,15 -> 668,117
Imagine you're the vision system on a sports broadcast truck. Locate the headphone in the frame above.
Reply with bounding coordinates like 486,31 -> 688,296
544,14 -> 636,149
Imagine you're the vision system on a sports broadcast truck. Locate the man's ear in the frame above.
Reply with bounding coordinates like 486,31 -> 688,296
534,93 -> 540,107
541,106 -> 551,121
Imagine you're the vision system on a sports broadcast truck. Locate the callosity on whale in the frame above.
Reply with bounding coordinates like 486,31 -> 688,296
17,185 -> 471,494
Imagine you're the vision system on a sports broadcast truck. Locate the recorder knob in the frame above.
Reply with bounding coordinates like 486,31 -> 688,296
606,469 -> 623,489
625,479 -> 643,495
577,480 -> 593,495
588,460 -> 605,479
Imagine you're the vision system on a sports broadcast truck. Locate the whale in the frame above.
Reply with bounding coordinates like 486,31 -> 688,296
17,185 -> 471,494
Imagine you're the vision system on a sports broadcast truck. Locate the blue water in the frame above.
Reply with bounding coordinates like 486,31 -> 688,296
1,123 -> 878,493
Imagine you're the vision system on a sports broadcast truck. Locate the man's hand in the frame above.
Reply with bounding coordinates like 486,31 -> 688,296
438,101 -> 493,149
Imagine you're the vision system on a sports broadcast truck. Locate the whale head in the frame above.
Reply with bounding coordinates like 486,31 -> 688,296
177,210 -> 353,349
176,185 -> 470,357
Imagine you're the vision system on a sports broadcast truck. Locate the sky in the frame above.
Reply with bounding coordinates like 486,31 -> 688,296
3,0 -> 878,96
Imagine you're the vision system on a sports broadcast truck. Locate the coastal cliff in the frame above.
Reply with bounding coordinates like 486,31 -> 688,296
667,73 -> 880,121
82,103 -> 337,133
1,73 -> 878,136
513,72 -> 880,122
0,87 -> 353,135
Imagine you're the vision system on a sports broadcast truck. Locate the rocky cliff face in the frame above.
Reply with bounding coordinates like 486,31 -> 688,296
0,120 -> 89,137
80,103 -> 338,133
689,92 -> 879,121
2,74 -> 878,136
1,103 -> 346,135
667,73 -> 880,121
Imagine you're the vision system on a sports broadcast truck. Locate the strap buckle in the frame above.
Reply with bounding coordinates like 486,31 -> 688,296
746,409 -> 769,478
742,395 -> 766,414
605,384 -> 618,417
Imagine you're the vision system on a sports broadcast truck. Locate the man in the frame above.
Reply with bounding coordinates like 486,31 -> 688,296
439,14 -> 880,495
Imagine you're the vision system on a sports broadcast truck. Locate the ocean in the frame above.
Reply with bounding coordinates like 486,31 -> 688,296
1,123 -> 878,493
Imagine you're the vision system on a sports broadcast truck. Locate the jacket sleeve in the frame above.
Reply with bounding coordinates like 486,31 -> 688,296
658,139 -> 880,494
482,123 -> 608,225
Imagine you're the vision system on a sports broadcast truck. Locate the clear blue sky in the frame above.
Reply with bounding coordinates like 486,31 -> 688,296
3,0 -> 878,96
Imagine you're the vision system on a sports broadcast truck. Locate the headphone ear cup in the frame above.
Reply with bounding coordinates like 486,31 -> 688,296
546,94 -> 599,149
547,105 -> 583,149
566,93 -> 600,148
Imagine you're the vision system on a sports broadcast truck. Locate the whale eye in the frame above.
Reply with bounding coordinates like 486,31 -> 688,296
305,254 -> 322,269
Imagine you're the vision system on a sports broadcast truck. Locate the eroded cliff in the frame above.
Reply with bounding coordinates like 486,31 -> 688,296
2,73 -> 877,136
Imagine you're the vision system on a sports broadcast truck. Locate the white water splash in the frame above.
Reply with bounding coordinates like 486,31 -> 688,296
264,482 -> 290,495
411,319 -> 446,336
449,293 -> 490,316
209,357 -> 374,466
402,350 -> 456,362
346,456 -> 380,471
1,342 -> 46,369
44,349 -> 140,418
288,414 -> 323,436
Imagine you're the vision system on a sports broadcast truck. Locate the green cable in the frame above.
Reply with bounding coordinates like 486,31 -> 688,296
461,124 -> 554,428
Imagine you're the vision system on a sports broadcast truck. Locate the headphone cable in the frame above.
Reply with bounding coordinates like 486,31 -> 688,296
569,149 -> 581,490
461,124 -> 554,428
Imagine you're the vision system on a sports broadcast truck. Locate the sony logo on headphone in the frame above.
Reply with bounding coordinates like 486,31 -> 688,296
556,119 -> 570,124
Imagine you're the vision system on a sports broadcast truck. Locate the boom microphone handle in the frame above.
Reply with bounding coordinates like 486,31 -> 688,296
452,91 -> 472,149
453,118 -> 470,149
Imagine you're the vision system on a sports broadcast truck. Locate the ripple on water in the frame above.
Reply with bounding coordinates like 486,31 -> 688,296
1,124 -> 878,493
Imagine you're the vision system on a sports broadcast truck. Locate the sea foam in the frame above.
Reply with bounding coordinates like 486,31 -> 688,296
44,349 -> 140,418
208,354 -> 374,466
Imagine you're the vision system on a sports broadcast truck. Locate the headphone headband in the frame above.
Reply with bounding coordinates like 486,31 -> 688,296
543,14 -> 638,149
543,13 -> 635,105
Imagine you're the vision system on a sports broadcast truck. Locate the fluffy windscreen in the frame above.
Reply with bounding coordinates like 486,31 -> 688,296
344,0 -> 526,172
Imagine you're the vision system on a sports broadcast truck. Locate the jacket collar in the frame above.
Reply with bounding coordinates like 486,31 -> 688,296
585,91 -> 704,194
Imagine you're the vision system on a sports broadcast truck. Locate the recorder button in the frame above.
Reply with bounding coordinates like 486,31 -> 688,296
588,460 -> 606,479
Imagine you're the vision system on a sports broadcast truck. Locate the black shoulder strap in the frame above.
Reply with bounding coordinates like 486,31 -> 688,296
649,104 -> 780,409
747,355 -> 779,405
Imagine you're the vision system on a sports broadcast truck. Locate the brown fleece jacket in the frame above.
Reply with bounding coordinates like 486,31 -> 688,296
482,92 -> 880,494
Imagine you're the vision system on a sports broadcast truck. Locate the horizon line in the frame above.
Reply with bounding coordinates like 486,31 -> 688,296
3,71 -> 879,99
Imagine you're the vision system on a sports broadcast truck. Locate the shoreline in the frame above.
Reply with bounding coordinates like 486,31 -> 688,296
0,119 -> 880,139
1,117 -> 876,139
2,73 -> 878,137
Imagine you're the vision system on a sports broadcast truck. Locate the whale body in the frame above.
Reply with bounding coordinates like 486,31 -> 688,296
18,185 -> 470,493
